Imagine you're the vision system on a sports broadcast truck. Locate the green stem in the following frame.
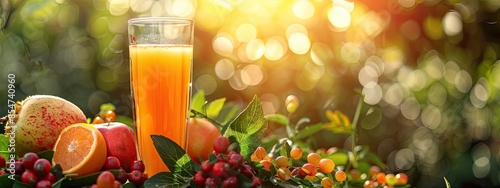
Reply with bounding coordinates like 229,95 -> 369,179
190,109 -> 224,128
346,96 -> 363,174
351,96 -> 363,152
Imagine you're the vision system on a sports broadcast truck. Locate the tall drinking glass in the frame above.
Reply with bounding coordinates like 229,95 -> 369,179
128,17 -> 194,176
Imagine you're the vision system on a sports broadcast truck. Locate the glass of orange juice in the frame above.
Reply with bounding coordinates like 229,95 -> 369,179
128,17 -> 194,176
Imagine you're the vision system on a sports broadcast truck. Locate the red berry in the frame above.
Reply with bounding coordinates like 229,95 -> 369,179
240,165 -> 254,178
251,177 -> 263,187
0,170 -> 6,175
33,158 -> 51,178
213,137 -> 230,154
97,171 -> 115,188
41,173 -> 57,183
129,170 -> 145,185
200,160 -> 213,173
103,156 -> 121,170
35,180 -> 52,188
193,172 -> 205,185
22,152 -> 39,170
21,170 -> 39,186
212,162 -> 228,177
14,161 -> 25,175
222,175 -> 240,188
116,168 -> 128,184
228,153 -> 244,169
129,160 -> 145,173
114,180 -> 121,188
0,155 -> 6,168
205,177 -> 218,187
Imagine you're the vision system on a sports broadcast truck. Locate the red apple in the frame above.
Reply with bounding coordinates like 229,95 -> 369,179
94,122 -> 137,172
186,118 -> 220,163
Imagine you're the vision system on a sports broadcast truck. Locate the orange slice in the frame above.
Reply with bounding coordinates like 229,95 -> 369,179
52,123 -> 107,177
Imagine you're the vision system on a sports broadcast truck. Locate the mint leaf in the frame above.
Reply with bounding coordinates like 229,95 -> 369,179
223,96 -> 268,158
144,172 -> 190,188
151,135 -> 198,179
206,98 -> 226,119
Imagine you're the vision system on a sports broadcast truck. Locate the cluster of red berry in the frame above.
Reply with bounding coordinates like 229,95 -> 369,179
90,157 -> 147,188
4,153 -> 57,188
192,137 -> 263,188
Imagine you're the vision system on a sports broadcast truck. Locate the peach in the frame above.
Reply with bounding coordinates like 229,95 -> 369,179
186,118 -> 220,163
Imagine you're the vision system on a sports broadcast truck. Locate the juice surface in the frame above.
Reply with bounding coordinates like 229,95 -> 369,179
129,44 -> 192,176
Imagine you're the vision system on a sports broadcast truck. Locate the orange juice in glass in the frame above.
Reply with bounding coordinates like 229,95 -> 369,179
128,17 -> 194,176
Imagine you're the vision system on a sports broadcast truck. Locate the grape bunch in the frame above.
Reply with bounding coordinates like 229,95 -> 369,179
192,137 -> 263,188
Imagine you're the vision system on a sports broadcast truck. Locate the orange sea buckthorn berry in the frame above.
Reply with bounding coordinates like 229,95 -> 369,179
290,148 -> 303,160
277,167 -> 291,181
318,158 -> 335,173
321,177 -> 334,188
305,174 -> 316,181
307,153 -> 321,167
301,163 -> 317,176
275,156 -> 289,168
285,95 -> 300,114
376,172 -> 386,185
335,170 -> 347,182
385,173 -> 397,186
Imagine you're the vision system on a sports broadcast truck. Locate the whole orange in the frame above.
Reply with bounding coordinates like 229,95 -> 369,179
186,118 -> 220,163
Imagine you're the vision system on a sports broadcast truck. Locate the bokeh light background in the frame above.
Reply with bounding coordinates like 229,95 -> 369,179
1,0 -> 500,187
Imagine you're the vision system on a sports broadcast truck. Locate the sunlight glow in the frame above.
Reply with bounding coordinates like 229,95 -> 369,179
293,1 -> 315,20
328,6 -> 351,30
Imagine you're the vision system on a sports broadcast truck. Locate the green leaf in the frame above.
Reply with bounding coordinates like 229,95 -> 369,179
264,114 -> 289,125
99,103 -> 116,112
13,180 -> 32,188
363,151 -> 387,170
151,135 -> 198,179
293,123 -> 323,141
0,135 -> 12,160
325,152 -> 349,166
444,177 -> 451,188
206,98 -> 226,118
144,172 -> 190,188
190,90 -> 206,114
51,175 -> 67,188
0,175 -> 15,188
223,96 -> 268,159
216,102 -> 241,125
37,150 -> 54,162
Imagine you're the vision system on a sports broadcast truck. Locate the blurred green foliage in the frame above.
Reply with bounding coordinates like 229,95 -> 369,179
1,0 -> 500,187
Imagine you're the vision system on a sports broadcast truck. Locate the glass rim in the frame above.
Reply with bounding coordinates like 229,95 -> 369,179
128,17 -> 194,25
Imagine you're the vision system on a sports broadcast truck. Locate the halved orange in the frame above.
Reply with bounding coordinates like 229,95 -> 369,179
52,123 -> 107,177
